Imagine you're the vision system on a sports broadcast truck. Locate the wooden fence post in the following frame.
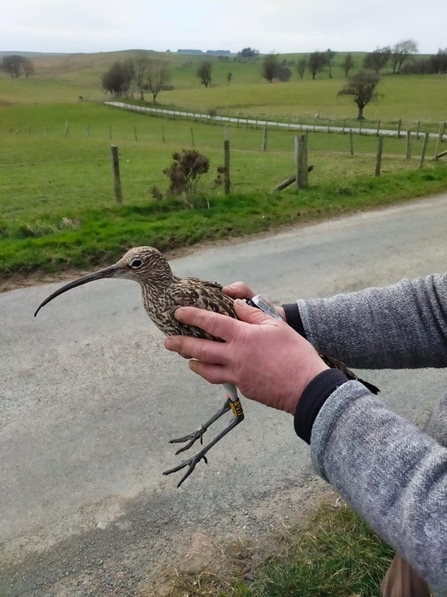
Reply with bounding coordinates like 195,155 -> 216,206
133,125 -> 138,141
262,127 -> 268,152
434,123 -> 445,158
64,121 -> 69,138
375,136 -> 383,176
419,132 -> 429,168
349,129 -> 354,155
376,120 -> 381,136
295,135 -> 308,189
110,145 -> 123,204
397,119 -> 402,139
406,130 -> 411,160
416,121 -> 421,139
224,140 -> 231,195
342,119 -> 346,134
190,127 -> 195,147
162,127 -> 165,143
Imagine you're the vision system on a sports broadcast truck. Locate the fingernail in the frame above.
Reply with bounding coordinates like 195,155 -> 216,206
174,307 -> 185,320
234,299 -> 246,307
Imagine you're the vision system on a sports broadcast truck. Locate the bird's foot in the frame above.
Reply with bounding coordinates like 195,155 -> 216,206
163,451 -> 209,488
168,397 -> 232,455
169,426 -> 207,455
164,404 -> 244,488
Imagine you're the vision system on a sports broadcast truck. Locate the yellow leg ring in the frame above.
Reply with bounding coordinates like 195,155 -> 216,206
229,399 -> 243,418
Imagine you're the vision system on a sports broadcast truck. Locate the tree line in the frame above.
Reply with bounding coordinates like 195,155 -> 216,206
101,55 -> 171,102
2,54 -> 35,77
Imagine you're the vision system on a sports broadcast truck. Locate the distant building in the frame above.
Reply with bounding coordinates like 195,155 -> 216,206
177,49 -> 203,55
177,49 -> 232,56
206,50 -> 232,56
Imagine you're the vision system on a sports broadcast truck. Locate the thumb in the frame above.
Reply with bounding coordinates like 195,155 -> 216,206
234,299 -> 273,325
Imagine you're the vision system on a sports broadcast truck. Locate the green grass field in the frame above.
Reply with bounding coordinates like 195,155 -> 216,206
1,62 -> 446,277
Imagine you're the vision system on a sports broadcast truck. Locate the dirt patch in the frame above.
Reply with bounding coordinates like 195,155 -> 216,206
1,475 -> 336,597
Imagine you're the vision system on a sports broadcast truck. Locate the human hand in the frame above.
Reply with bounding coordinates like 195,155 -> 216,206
164,299 -> 328,415
223,281 -> 285,321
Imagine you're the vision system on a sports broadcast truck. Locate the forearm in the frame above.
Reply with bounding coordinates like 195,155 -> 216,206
308,382 -> 447,593
285,273 -> 447,368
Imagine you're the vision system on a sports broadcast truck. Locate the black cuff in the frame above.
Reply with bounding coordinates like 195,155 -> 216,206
283,303 -> 306,337
294,369 -> 349,445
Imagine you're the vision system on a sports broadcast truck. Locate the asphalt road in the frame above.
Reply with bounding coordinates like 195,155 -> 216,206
1,194 -> 447,595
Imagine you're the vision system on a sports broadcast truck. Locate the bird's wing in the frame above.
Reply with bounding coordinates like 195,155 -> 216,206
181,277 -> 236,318
161,277 -> 236,340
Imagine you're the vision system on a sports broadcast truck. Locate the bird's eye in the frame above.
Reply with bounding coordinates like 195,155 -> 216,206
130,259 -> 143,269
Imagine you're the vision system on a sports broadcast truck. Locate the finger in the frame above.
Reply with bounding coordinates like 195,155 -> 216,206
165,335 -> 228,365
233,298 -> 277,325
189,360 -> 234,385
174,306 -> 241,341
222,282 -> 256,299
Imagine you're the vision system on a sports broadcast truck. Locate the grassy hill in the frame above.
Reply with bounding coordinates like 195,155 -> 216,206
1,49 -> 445,125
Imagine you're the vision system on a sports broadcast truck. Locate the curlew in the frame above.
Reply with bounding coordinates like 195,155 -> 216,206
35,246 -> 378,486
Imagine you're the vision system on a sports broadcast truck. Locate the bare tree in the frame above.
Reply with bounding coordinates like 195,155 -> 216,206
338,70 -> 381,120
2,54 -> 34,78
326,49 -> 336,78
308,51 -> 327,79
22,57 -> 35,78
146,60 -> 170,103
261,53 -> 279,82
363,47 -> 391,73
390,39 -> 418,73
101,60 -> 134,97
197,61 -> 212,87
297,57 -> 307,79
133,53 -> 150,100
277,59 -> 292,82
341,53 -> 355,76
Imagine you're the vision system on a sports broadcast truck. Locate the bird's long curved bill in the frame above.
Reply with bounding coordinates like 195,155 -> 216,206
34,265 -> 118,317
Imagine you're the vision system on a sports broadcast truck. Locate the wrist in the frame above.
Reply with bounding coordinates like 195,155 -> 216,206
294,369 -> 349,443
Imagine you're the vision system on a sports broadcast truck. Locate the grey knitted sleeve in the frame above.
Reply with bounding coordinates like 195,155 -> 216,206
311,382 -> 447,594
297,273 -> 447,369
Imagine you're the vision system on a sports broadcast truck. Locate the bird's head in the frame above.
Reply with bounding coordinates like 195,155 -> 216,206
34,246 -> 174,317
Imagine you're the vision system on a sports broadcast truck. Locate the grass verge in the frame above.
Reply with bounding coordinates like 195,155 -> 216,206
161,502 -> 394,597
1,164 -> 447,278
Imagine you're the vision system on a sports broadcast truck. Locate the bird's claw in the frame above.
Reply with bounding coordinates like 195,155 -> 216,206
168,426 -> 206,454
163,453 -> 209,487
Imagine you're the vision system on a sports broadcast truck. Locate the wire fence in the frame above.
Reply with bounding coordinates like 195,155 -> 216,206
1,110 -> 445,218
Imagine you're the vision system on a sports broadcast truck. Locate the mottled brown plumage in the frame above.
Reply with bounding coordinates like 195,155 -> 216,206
34,246 -> 246,487
35,246 -> 378,486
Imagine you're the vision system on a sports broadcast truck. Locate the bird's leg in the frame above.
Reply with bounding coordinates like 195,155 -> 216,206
163,383 -> 244,487
168,399 -> 232,454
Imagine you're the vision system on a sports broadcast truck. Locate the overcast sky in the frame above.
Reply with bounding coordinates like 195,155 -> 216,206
2,0 -> 446,55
